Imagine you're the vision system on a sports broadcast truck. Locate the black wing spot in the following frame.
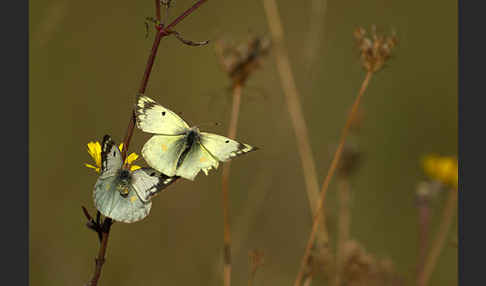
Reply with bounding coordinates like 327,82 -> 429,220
225,140 -> 229,143
150,172 -> 156,176
113,150 -> 116,157
162,111 -> 166,116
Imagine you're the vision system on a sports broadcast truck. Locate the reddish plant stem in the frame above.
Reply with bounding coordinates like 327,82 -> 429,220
88,219 -> 112,286
155,0 -> 161,22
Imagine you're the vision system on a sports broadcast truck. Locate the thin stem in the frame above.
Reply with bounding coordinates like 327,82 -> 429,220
304,0 -> 328,77
416,193 -> 431,284
166,0 -> 207,30
88,219 -> 112,286
155,0 -> 161,22
294,71 -> 373,286
263,0 -> 329,246
221,83 -> 243,286
417,189 -> 458,286
333,179 -> 351,286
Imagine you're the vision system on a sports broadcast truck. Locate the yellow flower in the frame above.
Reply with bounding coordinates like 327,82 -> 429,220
85,141 -> 141,173
422,154 -> 458,189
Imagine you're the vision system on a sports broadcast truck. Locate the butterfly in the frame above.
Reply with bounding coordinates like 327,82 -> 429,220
93,135 -> 178,223
135,95 -> 258,180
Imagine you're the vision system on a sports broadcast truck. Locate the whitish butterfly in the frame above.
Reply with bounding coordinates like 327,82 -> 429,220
93,135 -> 177,223
135,95 -> 258,180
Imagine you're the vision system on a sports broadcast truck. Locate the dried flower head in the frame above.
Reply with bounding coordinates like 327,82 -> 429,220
215,35 -> 271,87
354,25 -> 398,73
85,141 -> 140,173
337,141 -> 362,178
341,240 -> 402,286
249,249 -> 264,272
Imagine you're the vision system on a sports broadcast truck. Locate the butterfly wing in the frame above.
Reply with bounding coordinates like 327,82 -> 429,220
100,134 -> 123,179
141,134 -> 187,177
131,168 -> 179,202
93,176 -> 152,223
136,95 -> 190,135
199,132 -> 258,162
175,143 -> 219,180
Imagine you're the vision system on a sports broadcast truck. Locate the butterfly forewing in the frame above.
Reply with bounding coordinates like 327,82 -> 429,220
131,168 -> 178,202
200,132 -> 257,162
100,135 -> 123,179
136,95 -> 190,135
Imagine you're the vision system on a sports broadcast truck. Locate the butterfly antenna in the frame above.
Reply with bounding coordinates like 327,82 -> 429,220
197,122 -> 221,129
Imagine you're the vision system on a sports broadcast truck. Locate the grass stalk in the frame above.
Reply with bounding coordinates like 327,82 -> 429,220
221,83 -> 243,286
294,71 -> 373,286
417,188 -> 458,286
333,179 -> 351,286
263,0 -> 329,246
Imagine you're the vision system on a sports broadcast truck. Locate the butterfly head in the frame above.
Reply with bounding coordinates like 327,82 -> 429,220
116,169 -> 132,197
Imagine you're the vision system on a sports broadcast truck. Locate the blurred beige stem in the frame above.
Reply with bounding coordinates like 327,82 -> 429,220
333,179 -> 351,286
417,188 -> 458,286
294,71 -> 373,286
221,83 -> 243,286
263,0 -> 329,245
304,0 -> 328,76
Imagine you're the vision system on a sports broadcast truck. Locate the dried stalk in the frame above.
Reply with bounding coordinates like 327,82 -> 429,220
221,84 -> 243,286
416,188 -> 431,284
294,71 -> 373,286
304,0 -> 328,77
333,179 -> 351,286
263,0 -> 329,246
417,188 -> 458,286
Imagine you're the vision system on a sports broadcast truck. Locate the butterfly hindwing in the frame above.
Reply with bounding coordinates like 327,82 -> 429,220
100,134 -> 123,179
175,143 -> 219,180
136,95 -> 190,135
200,132 -> 257,162
131,168 -> 178,202
93,175 -> 152,223
141,134 -> 187,177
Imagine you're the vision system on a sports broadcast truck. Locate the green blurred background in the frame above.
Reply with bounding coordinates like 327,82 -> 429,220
30,0 -> 457,285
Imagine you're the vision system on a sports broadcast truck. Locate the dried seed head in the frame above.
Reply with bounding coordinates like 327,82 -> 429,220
215,35 -> 271,87
248,249 -> 265,278
354,26 -> 398,73
342,240 -> 402,286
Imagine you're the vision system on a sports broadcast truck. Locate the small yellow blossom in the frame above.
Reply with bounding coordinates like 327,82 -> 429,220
85,140 -> 141,173
422,154 -> 458,189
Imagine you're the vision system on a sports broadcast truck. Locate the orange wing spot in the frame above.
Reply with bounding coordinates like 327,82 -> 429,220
161,144 -> 168,152
130,195 -> 137,203
200,157 -> 207,162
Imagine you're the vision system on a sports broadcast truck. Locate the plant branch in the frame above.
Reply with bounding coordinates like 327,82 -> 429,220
333,179 -> 351,286
87,218 -> 113,286
221,83 -> 243,286
294,71 -> 373,286
417,188 -> 458,286
263,0 -> 329,246
416,188 -> 431,285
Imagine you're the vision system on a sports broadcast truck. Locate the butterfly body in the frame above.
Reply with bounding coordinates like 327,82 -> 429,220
136,95 -> 258,181
93,135 -> 177,223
